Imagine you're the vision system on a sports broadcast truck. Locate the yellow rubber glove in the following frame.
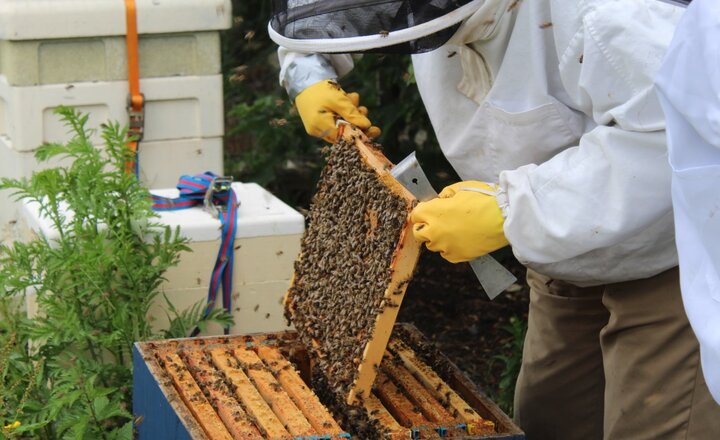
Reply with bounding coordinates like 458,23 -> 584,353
295,80 -> 382,142
410,181 -> 509,263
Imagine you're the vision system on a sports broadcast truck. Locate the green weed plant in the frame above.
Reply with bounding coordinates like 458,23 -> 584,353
0,108 -> 231,439
491,316 -> 527,416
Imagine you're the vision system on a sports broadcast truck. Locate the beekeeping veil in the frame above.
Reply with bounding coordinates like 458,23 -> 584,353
269,0 -> 485,54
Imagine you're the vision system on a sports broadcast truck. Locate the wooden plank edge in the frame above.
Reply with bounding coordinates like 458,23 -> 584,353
134,343 -> 211,440
345,130 -> 422,406
347,225 -> 420,405
233,348 -> 317,437
209,348 -> 292,439
160,351 -> 234,440
393,324 -> 525,437
382,362 -> 456,424
363,393 -> 407,440
387,339 -> 495,435
374,372 -> 431,429
181,350 -> 262,439
256,345 -> 346,435
139,332 -> 296,355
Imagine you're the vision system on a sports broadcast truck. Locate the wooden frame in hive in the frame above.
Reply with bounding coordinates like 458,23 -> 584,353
133,332 -> 349,439
133,326 -> 524,439
284,126 -> 422,405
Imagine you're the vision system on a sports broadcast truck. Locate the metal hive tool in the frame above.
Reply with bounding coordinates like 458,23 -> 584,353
285,126 -> 422,406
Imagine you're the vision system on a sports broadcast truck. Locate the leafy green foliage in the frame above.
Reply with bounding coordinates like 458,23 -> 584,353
0,108 -> 231,439
491,316 -> 527,416
223,0 -> 458,209
159,293 -> 234,340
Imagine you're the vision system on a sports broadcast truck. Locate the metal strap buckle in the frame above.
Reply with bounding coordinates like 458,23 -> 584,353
204,176 -> 234,218
127,93 -> 145,141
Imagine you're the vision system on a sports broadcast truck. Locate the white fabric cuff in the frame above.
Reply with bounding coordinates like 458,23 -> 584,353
282,53 -> 338,100
495,185 -> 509,219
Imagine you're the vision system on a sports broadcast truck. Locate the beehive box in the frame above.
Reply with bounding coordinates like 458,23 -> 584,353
0,0 -> 228,87
0,133 -> 222,185
134,331 -> 349,439
0,74 -> 224,153
0,135 -> 223,245
0,32 -> 221,87
0,0 -> 231,243
133,324 -> 524,439
20,182 -> 305,335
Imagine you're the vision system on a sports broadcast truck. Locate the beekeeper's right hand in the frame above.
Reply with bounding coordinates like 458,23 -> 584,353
295,80 -> 381,143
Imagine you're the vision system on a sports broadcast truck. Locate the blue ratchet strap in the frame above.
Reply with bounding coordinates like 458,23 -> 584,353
151,172 -> 238,335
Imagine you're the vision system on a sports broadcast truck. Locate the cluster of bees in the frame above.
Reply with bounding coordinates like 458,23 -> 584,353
286,139 -> 411,400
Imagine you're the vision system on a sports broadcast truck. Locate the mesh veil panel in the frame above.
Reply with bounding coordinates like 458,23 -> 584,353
271,0 -> 473,54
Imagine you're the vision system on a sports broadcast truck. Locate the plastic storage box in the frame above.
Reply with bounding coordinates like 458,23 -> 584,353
21,182 -> 305,335
0,0 -> 231,243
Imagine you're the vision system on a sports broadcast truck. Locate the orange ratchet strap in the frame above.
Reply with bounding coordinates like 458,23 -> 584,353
124,0 -> 144,175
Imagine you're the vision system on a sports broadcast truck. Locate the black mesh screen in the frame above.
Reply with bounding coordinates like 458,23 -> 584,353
271,0 -> 473,54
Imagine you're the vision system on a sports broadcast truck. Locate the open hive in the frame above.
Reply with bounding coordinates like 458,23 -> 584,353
285,126 -> 421,405
133,325 -> 523,439
134,332 -> 349,439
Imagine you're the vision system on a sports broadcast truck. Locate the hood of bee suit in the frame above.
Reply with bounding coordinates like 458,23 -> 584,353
268,0 -> 486,54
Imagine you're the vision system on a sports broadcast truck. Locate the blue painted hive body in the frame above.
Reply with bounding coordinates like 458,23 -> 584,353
132,325 -> 524,439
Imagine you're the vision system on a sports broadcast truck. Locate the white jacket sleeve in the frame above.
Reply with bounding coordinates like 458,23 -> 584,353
277,47 -> 355,99
499,1 -> 683,284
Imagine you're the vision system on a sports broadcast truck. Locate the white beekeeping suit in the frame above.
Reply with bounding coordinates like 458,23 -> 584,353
656,0 -> 720,404
272,0 -> 720,437
275,0 -> 683,286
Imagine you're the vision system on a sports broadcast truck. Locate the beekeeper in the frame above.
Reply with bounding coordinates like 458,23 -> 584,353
655,0 -> 720,405
270,0 -> 720,438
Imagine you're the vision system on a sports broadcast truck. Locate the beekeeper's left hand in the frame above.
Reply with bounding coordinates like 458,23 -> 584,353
410,181 -> 509,263
295,80 -> 381,142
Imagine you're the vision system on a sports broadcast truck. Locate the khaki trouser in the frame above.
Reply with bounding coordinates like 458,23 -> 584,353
514,267 -> 720,439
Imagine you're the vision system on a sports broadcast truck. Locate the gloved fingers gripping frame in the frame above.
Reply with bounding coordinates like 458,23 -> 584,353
269,0 -> 483,55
